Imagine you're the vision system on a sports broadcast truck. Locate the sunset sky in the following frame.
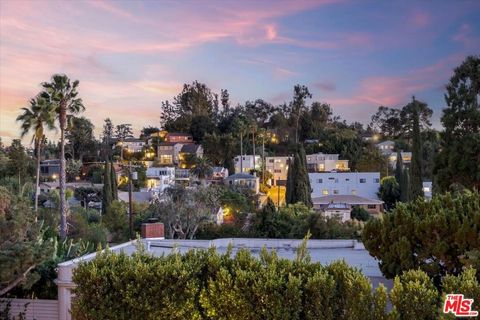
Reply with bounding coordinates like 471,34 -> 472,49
1,0 -> 479,145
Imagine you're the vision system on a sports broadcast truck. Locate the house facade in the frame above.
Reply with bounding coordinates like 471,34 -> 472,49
179,144 -> 204,168
224,173 -> 260,194
323,203 -> 351,222
165,132 -> 194,143
265,156 -> 291,186
121,138 -> 146,153
306,153 -> 349,172
312,194 -> 384,216
157,142 -> 184,165
145,167 -> 175,192
309,172 -> 381,199
234,155 -> 261,174
375,140 -> 395,155
40,159 -> 60,178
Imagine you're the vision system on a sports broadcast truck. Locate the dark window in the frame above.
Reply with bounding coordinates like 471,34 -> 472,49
360,178 -> 366,183
367,204 -> 376,209
374,178 -> 380,183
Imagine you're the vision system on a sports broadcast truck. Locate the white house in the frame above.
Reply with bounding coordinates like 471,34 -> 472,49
306,153 -> 349,172
265,156 -> 291,186
145,167 -> 175,192
309,172 -> 381,199
375,140 -> 395,155
121,138 -> 146,153
323,203 -> 351,222
224,173 -> 260,194
234,155 -> 261,174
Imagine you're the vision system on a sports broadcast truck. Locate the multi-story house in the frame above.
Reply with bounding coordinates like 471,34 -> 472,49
234,155 -> 261,174
179,144 -> 204,168
309,172 -> 381,199
165,132 -> 194,143
121,138 -> 146,153
145,167 -> 175,193
306,153 -> 349,172
157,142 -> 184,165
265,156 -> 292,186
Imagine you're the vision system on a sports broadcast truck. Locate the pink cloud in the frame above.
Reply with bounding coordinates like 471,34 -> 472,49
410,10 -> 430,28
452,23 -> 477,47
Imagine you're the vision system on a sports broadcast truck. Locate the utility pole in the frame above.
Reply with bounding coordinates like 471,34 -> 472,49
252,129 -> 256,176
240,132 -> 243,173
128,160 -> 134,240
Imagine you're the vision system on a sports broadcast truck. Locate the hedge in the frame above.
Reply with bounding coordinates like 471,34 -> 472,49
72,245 -> 479,320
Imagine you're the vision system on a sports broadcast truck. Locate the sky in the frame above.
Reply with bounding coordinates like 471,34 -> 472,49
1,0 -> 479,145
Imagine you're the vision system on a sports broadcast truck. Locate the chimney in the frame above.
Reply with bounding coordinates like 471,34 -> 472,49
141,220 -> 164,239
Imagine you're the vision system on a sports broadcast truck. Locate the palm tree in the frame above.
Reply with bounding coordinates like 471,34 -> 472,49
190,156 -> 213,186
17,93 -> 56,213
42,74 -> 84,239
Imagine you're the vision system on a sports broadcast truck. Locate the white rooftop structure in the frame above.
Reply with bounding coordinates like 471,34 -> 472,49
56,238 -> 391,320
309,172 -> 381,199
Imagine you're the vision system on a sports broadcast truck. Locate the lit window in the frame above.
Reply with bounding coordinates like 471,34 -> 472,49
322,189 -> 329,195
352,190 -> 357,195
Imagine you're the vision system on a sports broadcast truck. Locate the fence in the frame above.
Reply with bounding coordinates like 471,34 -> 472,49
0,298 -> 58,320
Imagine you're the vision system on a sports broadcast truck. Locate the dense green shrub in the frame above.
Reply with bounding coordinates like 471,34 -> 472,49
72,243 -> 480,320
363,191 -> 480,281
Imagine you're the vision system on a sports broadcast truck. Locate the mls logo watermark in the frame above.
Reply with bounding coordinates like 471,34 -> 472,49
443,294 -> 478,317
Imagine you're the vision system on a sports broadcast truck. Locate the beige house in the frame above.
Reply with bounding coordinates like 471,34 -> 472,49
312,194 -> 384,217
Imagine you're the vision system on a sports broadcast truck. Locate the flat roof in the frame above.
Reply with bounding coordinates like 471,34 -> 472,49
58,238 -> 390,289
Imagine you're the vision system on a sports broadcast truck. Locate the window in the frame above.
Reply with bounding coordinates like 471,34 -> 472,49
269,159 -> 274,163
328,177 -> 335,180
374,178 -> 380,183
335,179 -> 338,183
322,189 -> 329,195
359,178 -> 366,183
333,190 -> 339,195
317,179 -> 323,183
367,204 -> 376,209
345,178 -> 350,181
274,169 -> 281,173
351,189 -> 357,195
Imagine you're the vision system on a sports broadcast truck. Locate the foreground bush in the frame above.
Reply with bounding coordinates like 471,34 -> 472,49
72,244 -> 479,320
363,191 -> 480,282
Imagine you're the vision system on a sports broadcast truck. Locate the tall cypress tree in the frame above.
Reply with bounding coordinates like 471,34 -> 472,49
286,146 -> 313,207
402,167 -> 410,202
395,150 -> 408,202
102,162 -> 113,214
409,97 -> 424,200
296,145 -> 312,207
110,161 -> 118,201
285,155 -> 295,205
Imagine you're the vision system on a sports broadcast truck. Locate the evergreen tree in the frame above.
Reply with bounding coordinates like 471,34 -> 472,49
110,161 -> 118,201
402,167 -> 410,202
102,162 -> 113,215
286,146 -> 312,207
285,155 -> 295,205
254,198 -> 278,238
296,146 -> 313,207
435,55 -> 480,191
409,97 -> 424,200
